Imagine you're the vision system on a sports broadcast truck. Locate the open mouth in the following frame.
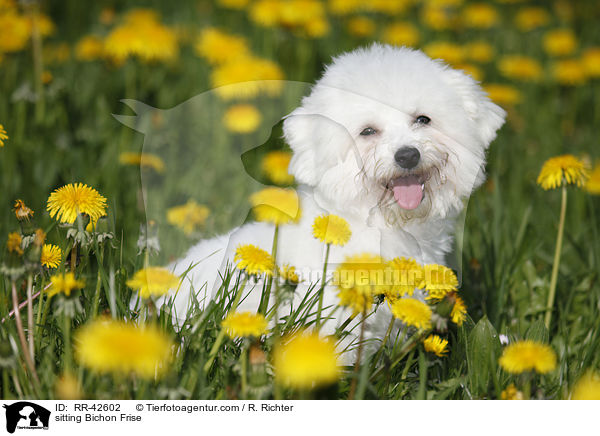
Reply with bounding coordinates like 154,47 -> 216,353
387,174 -> 426,210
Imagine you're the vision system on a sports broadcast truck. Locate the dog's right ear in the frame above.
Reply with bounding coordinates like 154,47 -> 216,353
284,109 -> 353,186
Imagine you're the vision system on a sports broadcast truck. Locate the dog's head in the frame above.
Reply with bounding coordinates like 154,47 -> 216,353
283,44 -> 505,226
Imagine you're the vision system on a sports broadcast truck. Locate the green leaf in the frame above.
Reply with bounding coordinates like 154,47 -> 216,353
466,316 -> 502,397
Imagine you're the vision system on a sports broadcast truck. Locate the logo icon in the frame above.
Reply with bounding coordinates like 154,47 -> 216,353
2,402 -> 50,434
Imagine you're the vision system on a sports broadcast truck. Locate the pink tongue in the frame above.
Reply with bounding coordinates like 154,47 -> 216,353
391,176 -> 424,210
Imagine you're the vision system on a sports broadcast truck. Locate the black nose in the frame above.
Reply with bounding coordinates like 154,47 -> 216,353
394,146 -> 420,169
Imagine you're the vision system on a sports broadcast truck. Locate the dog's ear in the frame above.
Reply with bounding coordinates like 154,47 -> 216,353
443,68 -> 506,147
283,110 -> 352,186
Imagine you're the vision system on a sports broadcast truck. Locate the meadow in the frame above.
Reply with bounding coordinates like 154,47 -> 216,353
1,0 -> 600,400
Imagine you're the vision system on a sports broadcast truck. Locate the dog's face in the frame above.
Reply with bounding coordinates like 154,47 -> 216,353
283,44 -> 506,226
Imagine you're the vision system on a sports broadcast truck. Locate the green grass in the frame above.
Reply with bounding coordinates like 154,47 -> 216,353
1,0 -> 600,400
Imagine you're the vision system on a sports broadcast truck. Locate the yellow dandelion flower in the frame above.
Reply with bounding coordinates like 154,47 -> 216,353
484,84 -> 522,106
55,372 -> 83,400
249,187 -> 300,225
7,232 -> 23,255
126,267 -> 180,299
304,18 -> 330,39
166,200 -> 210,235
334,254 -> 387,315
571,371 -> 600,400
312,214 -> 351,246
552,59 -> 587,86
46,272 -> 85,297
41,244 -> 62,269
422,264 -> 458,301
515,7 -> 550,32
217,0 -> 251,9
274,331 -> 339,389
194,28 -> 250,65
119,152 -> 165,172
543,29 -> 577,57
424,41 -> 464,65
0,11 -> 30,53
223,104 -> 262,134
0,124 -> 8,147
47,183 -> 107,224
278,0 -> 327,32
328,0 -> 363,15
261,151 -> 294,185
382,22 -> 420,47
499,340 -> 557,374
75,319 -> 172,378
104,17 -> 178,63
423,334 -> 448,357
41,70 -> 53,84
123,8 -> 160,24
582,47 -> 600,78
234,244 -> 275,277
421,5 -> 457,31
537,155 -> 589,190
222,311 -> 268,338
464,41 -> 494,63
501,384 -> 524,400
75,35 -> 104,61
346,16 -> 375,38
584,164 -> 600,195
249,0 -> 282,26
498,56 -> 543,81
211,56 -> 284,99
386,257 -> 424,298
461,3 -> 499,29
13,199 -> 33,221
391,298 -> 432,330
279,264 -> 300,284
450,294 -> 467,326
337,286 -> 374,317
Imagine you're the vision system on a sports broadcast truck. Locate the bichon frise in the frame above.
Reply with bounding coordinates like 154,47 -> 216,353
159,43 -> 505,356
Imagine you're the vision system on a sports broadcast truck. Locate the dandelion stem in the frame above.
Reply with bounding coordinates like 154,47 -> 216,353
70,242 -> 77,273
91,245 -> 105,318
544,185 -> 567,329
316,243 -> 331,330
259,225 -> 279,315
62,313 -> 73,373
241,343 -> 248,399
416,348 -> 427,400
26,274 -> 34,363
11,281 -> 40,386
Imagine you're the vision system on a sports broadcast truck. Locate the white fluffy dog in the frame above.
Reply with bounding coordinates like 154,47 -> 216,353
160,44 -> 505,356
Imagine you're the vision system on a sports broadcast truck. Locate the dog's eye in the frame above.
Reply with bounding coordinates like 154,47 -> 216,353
360,127 -> 377,136
415,115 -> 431,125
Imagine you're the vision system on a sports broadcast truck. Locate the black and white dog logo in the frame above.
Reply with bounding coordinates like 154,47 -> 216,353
3,402 -> 50,433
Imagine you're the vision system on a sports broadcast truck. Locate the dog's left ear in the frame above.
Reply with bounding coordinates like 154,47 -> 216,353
443,68 -> 506,147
